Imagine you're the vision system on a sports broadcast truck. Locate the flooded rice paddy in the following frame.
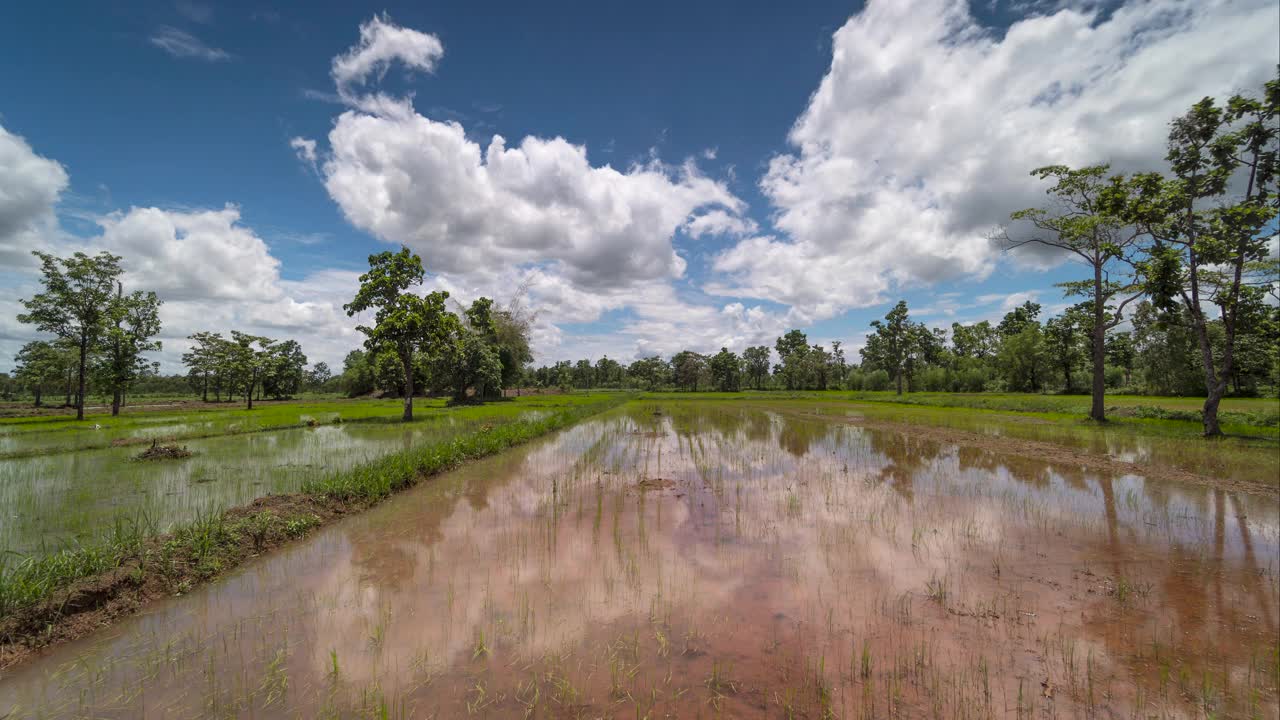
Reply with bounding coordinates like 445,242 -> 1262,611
0,402 -> 1276,718
0,414 -> 540,556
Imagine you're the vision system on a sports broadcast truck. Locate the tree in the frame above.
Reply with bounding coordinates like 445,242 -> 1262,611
1043,310 -> 1085,392
1001,165 -> 1146,420
951,321 -> 999,360
774,330 -> 811,390
18,251 -> 126,420
996,301 -> 1041,339
13,340 -> 69,407
345,248 -> 448,421
742,346 -> 771,390
308,361 -> 332,390
97,283 -> 163,415
709,347 -> 741,392
998,323 -> 1047,393
228,331 -> 274,410
628,356 -> 669,390
1129,78 -> 1278,435
671,351 -> 708,391
1105,332 -> 1136,388
261,339 -> 307,399
182,332 -> 226,402
862,301 -> 916,395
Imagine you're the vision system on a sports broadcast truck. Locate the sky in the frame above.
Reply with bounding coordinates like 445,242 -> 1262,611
1,0 -> 1277,374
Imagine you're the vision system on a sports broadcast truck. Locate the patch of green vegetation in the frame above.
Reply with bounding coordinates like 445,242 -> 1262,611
0,394 -> 610,459
0,393 -> 628,622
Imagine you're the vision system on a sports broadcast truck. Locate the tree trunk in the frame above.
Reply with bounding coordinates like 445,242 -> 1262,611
1202,389 -> 1223,437
111,389 -> 121,417
202,373 -> 208,403
33,386 -> 42,408
895,371 -> 903,396
76,335 -> 88,421
1089,265 -> 1107,422
246,370 -> 256,410
400,350 -> 414,422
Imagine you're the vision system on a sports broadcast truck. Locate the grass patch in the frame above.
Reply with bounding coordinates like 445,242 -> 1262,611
0,393 -> 629,665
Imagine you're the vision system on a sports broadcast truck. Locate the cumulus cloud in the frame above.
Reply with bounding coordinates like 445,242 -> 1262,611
315,14 -> 759,359
0,125 -> 68,264
710,0 -> 1280,320
149,26 -> 231,61
684,209 -> 758,239
0,127 -> 362,371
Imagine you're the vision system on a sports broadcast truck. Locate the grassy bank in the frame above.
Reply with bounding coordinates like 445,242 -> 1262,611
0,393 -> 629,665
0,394 -> 600,459
642,392 -> 1278,490
642,389 -> 1279,435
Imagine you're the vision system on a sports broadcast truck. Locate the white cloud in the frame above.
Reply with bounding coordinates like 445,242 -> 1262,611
314,14 -> 758,362
0,125 -> 68,265
0,128 -> 362,372
710,0 -> 1280,320
331,14 -> 444,116
684,209 -> 758,239
289,136 -> 318,173
149,26 -> 231,61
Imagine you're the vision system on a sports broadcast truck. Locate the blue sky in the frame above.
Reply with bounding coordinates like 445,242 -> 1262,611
1,0 -> 1276,372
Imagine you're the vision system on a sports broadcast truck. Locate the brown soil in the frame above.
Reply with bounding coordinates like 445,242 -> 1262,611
634,477 -> 677,492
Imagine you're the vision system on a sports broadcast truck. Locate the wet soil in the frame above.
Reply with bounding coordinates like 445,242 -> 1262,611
2,403 -> 1275,718
799,410 -> 1280,496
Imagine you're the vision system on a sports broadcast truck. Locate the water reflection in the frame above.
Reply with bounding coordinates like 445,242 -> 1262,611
1,403 -> 1275,718
0,415 -> 510,556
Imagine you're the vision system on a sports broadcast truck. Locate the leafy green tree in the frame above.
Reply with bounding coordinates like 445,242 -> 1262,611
671,351 -> 708,391
709,347 -> 741,392
774,330 -> 811,390
951,320 -> 999,360
1043,310 -> 1085,392
1104,331 -> 1136,387
261,339 -> 308,399
13,340 -> 69,407
345,248 -> 452,420
997,323 -> 1047,392
229,331 -> 274,410
742,346 -> 771,390
18,251 -> 125,420
1002,165 -> 1144,419
594,356 -> 623,387
182,331 -> 225,402
1129,78 -> 1278,434
308,361 -> 332,390
97,283 -> 163,415
996,301 -> 1042,339
861,301 -> 918,395
628,356 -> 669,390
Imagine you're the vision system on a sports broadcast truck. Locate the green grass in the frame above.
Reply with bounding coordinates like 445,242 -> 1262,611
641,393 -> 1278,488
0,394 -> 608,458
641,390 -> 1279,435
0,393 -> 629,622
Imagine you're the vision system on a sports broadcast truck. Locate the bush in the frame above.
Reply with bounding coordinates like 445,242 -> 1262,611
1104,365 -> 1125,389
863,369 -> 892,392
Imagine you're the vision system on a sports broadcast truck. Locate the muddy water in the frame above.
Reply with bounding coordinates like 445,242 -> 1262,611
1,402 -> 1276,718
0,415 -> 515,556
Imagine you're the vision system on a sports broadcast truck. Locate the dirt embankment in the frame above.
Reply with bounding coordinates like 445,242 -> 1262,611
0,493 -> 361,670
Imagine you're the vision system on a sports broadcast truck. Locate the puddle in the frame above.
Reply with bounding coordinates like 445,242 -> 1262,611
0,403 -> 1275,717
